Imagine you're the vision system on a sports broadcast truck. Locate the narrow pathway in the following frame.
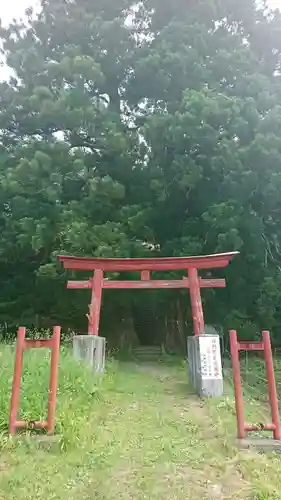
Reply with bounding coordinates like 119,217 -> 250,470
3,358 -> 280,500
71,361 -> 251,500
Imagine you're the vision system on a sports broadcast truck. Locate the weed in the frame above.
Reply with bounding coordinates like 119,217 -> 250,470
0,345 -> 281,499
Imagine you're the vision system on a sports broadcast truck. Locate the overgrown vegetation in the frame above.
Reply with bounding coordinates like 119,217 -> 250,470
0,346 -> 281,499
1,0 -> 281,346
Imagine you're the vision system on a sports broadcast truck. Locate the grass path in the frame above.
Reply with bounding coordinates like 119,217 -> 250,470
0,347 -> 281,499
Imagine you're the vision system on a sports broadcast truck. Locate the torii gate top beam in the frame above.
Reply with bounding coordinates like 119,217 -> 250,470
57,251 -> 239,272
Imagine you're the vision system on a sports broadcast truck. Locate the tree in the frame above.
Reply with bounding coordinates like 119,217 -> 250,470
1,0 -> 281,346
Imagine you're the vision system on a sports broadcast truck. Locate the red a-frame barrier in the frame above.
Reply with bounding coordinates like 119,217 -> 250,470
58,252 -> 238,337
230,329 -> 281,440
9,326 -> 61,436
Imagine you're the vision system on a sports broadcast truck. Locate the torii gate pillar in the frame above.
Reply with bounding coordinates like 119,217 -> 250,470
188,267 -> 205,336
87,269 -> 103,336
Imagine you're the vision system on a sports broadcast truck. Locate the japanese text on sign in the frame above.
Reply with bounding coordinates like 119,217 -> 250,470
199,336 -> 222,379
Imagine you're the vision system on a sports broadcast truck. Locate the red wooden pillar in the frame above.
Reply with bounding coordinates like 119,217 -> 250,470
47,326 -> 61,434
229,329 -> 245,439
9,327 -> 25,435
88,269 -> 103,335
188,267 -> 204,335
263,330 -> 281,440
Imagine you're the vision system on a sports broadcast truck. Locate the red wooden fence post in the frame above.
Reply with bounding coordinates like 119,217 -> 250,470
263,330 -> 281,440
9,327 -> 26,436
47,326 -> 61,434
229,329 -> 245,439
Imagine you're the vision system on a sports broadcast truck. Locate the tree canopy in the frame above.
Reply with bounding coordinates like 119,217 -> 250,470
1,0 -> 281,347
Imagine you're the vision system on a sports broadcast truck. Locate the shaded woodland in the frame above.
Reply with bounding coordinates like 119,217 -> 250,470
1,0 -> 281,347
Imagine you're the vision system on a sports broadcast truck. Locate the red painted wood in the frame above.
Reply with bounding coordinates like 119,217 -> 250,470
15,420 -> 48,429
9,327 -> 25,435
102,278 -> 226,289
245,423 -> 276,431
141,270 -> 150,280
230,329 -> 281,441
58,251 -> 238,272
24,339 -> 54,349
88,269 -> 103,335
199,278 -> 226,288
67,280 -> 92,289
9,326 -> 61,436
238,341 -> 264,351
230,330 -> 246,439
263,330 -> 281,440
59,251 -> 237,339
47,326 -> 61,435
188,268 -> 204,335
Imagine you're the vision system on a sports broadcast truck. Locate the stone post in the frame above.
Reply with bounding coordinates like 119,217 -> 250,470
187,333 -> 223,397
73,335 -> 106,373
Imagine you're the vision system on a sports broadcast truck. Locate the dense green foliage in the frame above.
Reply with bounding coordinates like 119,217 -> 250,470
1,0 -> 281,346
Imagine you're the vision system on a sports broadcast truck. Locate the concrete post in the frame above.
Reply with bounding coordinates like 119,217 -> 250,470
73,335 -> 105,373
187,335 -> 196,389
187,333 -> 223,397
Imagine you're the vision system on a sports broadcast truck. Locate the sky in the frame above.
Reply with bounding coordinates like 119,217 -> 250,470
0,0 -> 281,79
0,1 -> 39,25
0,0 -> 281,25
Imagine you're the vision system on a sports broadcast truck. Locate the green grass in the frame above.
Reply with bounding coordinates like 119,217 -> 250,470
1,345 -> 281,499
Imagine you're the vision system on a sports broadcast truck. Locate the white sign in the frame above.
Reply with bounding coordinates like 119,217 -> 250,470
199,335 -> 222,380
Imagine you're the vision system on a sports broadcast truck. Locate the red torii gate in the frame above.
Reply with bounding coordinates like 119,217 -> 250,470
58,252 -> 238,336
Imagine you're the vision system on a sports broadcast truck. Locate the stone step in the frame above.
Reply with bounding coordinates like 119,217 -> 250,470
133,346 -> 162,352
132,345 -> 163,360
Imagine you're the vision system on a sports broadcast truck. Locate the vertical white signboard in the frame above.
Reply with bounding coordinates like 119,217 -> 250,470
199,335 -> 222,380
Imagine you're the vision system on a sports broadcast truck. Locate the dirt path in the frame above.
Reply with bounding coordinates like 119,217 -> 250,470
106,361 -> 251,500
